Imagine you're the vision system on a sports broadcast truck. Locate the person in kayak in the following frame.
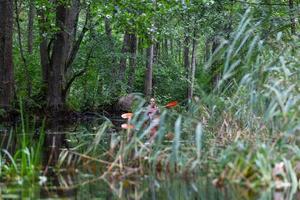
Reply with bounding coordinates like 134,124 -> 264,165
145,98 -> 160,143
146,98 -> 159,120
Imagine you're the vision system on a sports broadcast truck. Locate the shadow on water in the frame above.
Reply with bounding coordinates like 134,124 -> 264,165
2,173 -> 300,199
40,115 -> 79,199
1,117 -> 300,199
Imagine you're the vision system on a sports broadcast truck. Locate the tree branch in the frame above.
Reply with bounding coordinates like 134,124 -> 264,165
66,6 -> 90,71
62,46 -> 94,98
47,37 -> 54,67
62,69 -> 86,98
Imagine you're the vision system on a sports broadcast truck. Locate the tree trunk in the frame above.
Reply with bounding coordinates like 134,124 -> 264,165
183,34 -> 190,71
127,34 -> 138,92
0,0 -> 14,109
204,37 -> 211,63
38,0 -> 84,111
170,39 -> 174,57
138,38 -> 144,58
164,39 -> 168,57
62,0 -> 82,104
211,36 -> 221,88
187,34 -> 197,101
177,40 -> 182,64
105,18 -> 112,39
47,3 -> 68,111
289,0 -> 296,35
154,42 -> 160,63
183,32 -> 190,95
146,0 -> 156,97
40,37 -> 50,94
145,44 -> 154,97
28,0 -> 34,54
119,32 -> 131,82
64,0 -> 80,72
37,8 -> 50,100
105,18 -> 117,81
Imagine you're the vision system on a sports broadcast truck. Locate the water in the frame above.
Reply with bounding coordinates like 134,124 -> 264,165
1,118 -> 299,199
1,172 -> 300,199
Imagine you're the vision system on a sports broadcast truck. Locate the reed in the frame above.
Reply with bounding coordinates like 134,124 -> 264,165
1,9 -> 299,193
58,10 -> 299,191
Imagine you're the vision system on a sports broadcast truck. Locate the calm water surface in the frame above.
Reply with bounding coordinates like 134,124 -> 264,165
1,174 -> 299,199
1,118 -> 299,200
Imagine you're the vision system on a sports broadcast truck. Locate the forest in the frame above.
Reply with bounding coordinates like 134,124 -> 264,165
0,0 -> 300,199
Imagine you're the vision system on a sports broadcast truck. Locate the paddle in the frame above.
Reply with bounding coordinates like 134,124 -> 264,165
121,124 -> 134,129
165,101 -> 178,108
120,100 -> 178,129
121,113 -> 133,120
120,113 -> 134,130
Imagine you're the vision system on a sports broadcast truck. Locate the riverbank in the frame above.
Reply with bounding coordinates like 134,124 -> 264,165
1,102 -> 299,199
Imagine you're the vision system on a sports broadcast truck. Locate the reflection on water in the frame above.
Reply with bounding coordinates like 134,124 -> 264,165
1,172 -> 300,199
1,118 -> 300,200
44,116 -> 68,166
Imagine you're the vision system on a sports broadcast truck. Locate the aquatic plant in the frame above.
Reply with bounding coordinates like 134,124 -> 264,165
0,100 -> 46,182
57,11 -> 300,193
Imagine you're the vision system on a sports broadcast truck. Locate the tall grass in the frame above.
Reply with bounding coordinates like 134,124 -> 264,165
0,99 -> 46,182
1,9 -> 299,197
58,9 -> 300,193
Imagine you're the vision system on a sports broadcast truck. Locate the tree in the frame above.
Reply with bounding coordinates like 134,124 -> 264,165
288,0 -> 296,35
144,44 -> 154,97
37,0 -> 88,112
183,31 -> 190,96
47,2 -> 69,111
187,31 -> 197,101
119,32 -> 131,82
0,0 -> 14,110
27,0 -> 35,54
127,34 -> 138,92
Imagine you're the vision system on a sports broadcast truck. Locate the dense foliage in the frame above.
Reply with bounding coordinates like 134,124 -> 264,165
0,0 -> 300,199
0,0 -> 297,111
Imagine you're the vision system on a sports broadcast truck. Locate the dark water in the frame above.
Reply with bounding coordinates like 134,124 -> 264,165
1,174 -> 299,199
1,118 -> 299,200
